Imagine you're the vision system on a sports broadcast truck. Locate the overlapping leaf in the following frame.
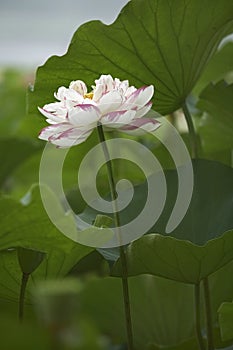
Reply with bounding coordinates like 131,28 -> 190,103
194,42 -> 233,95
196,80 -> 233,153
0,138 -> 42,188
113,159 -> 233,283
113,230 -> 233,284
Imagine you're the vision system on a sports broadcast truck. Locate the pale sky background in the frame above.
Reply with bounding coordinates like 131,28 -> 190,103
0,0 -> 129,68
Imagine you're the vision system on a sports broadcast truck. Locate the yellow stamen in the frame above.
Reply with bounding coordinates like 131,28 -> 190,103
84,92 -> 94,99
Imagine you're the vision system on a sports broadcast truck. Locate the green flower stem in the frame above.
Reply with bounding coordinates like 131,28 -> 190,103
194,283 -> 206,350
97,123 -> 134,350
19,272 -> 30,322
182,102 -> 199,158
203,277 -> 214,350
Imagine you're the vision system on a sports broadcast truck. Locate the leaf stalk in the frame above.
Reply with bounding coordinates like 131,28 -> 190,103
203,277 -> 214,350
19,272 -> 30,322
182,102 -> 199,158
97,123 -> 134,350
194,283 -> 206,350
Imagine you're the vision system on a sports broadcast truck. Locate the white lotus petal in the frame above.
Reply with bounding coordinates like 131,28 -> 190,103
54,86 -> 67,101
69,80 -> 87,96
82,99 -> 97,107
134,102 -> 153,118
68,104 -> 100,126
64,89 -> 84,103
43,102 -> 62,111
125,85 -> 137,97
114,78 -> 129,93
98,90 -> 123,114
95,74 -> 114,93
93,84 -> 105,101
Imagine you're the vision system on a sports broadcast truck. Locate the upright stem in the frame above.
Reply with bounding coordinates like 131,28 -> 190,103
203,277 -> 214,350
194,283 -> 206,350
182,102 -> 199,158
19,272 -> 30,322
97,124 -> 134,350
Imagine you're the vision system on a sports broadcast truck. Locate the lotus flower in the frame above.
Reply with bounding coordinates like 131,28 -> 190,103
38,74 -> 160,148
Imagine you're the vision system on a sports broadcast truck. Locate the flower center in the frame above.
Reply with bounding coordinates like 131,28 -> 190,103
84,92 -> 94,99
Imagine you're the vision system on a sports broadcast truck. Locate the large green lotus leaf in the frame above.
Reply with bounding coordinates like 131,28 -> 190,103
0,185 -> 76,251
84,159 -> 233,245
113,230 -> 233,284
218,301 -> 233,342
0,186 -> 93,301
80,263 -> 233,349
195,81 -> 233,153
146,338 -> 198,350
0,250 -> 24,302
28,0 -> 233,116
0,247 -> 87,304
112,159 -> 233,283
79,275 -> 195,349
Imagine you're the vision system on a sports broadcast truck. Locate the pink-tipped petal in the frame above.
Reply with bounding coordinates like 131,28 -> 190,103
39,123 -> 92,148
39,123 -> 72,140
49,129 -> 93,148
101,110 -> 136,128
126,85 -> 154,109
38,107 -> 54,119
38,106 -> 67,123
134,101 -> 153,118
119,117 -> 160,135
